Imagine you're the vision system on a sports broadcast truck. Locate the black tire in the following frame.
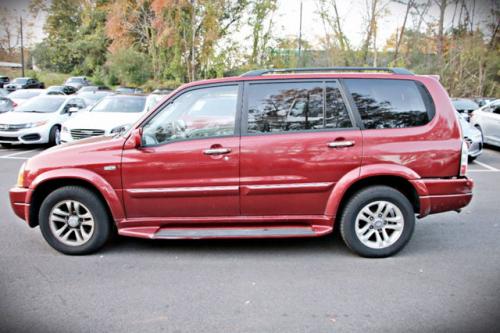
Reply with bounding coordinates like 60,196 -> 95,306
48,125 -> 61,146
468,155 -> 477,162
340,186 -> 415,258
39,186 -> 111,255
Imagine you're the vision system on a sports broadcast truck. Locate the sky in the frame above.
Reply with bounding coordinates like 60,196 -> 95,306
0,0 -> 497,49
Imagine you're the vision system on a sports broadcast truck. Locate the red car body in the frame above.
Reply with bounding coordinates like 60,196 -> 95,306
10,72 -> 473,243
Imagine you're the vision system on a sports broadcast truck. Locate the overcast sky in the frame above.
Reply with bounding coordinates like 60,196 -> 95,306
1,0 -> 497,49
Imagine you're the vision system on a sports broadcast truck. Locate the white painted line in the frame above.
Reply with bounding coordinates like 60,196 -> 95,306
2,149 -> 40,158
469,169 -> 500,173
473,160 -> 499,171
0,156 -> 30,160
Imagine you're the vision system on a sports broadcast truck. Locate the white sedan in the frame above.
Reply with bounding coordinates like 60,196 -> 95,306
470,99 -> 500,148
0,95 -> 86,147
60,94 -> 147,143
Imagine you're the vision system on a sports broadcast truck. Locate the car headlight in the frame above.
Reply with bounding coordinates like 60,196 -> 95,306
21,120 -> 48,128
110,124 -> 131,135
17,162 -> 26,187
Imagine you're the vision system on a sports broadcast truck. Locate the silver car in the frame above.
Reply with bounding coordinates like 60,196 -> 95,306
458,112 -> 483,160
470,99 -> 500,148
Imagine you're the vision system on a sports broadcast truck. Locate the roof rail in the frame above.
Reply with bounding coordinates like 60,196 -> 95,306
240,67 -> 414,77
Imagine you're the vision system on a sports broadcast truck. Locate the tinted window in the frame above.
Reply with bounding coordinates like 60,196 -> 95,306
142,85 -> 238,145
91,96 -> 146,113
247,82 -> 352,134
345,79 -> 432,129
325,84 -> 352,128
12,78 -> 28,84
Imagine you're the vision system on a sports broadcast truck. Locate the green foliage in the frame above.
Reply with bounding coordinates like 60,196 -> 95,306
107,47 -> 152,86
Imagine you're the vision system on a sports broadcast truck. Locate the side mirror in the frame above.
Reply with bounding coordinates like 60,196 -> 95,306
68,107 -> 79,114
124,128 -> 142,149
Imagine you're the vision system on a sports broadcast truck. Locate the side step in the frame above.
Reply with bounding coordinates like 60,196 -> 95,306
154,227 -> 319,239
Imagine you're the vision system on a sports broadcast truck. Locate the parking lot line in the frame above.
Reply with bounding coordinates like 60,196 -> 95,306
1,149 -> 40,158
473,160 -> 499,171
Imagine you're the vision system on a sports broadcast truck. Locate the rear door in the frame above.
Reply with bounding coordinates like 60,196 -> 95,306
239,80 -> 362,216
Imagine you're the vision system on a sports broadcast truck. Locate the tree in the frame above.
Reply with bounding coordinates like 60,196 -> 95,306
247,0 -> 277,67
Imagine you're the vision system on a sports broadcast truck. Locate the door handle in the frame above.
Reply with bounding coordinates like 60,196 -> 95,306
327,141 -> 355,148
203,148 -> 232,155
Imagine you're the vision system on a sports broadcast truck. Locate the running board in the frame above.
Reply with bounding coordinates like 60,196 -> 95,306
118,225 -> 332,240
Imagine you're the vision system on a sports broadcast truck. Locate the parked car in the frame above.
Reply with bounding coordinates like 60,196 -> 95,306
144,91 -> 169,112
76,90 -> 114,108
0,88 -> 9,97
9,67 -> 473,257
5,77 -> 45,92
451,98 -> 479,121
61,94 -> 147,143
115,86 -> 143,94
78,85 -> 111,92
473,97 -> 496,108
457,112 -> 482,160
470,99 -> 500,148
8,89 -> 45,106
0,95 -> 86,147
46,85 -> 78,95
0,97 -> 14,113
0,76 -> 9,88
64,76 -> 91,90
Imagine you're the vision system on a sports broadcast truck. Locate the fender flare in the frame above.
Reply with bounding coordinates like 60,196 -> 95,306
28,168 -> 125,221
324,163 -> 423,219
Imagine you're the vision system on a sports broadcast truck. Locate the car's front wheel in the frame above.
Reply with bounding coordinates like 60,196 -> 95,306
48,126 -> 61,146
340,186 -> 415,258
39,186 -> 111,255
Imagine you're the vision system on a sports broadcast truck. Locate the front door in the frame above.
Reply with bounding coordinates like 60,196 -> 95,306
240,80 -> 362,216
121,84 -> 241,219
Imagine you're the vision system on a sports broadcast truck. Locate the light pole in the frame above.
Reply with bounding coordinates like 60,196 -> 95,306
298,1 -> 303,67
20,16 -> 25,77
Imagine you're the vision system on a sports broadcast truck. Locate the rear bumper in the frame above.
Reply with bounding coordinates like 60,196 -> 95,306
9,187 -> 31,225
411,178 -> 474,217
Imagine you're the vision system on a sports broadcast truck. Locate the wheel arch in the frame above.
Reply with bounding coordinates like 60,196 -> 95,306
27,170 -> 125,228
325,166 -> 421,226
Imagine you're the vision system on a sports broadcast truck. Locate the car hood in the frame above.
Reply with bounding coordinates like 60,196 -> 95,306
64,111 -> 144,131
0,111 -> 55,124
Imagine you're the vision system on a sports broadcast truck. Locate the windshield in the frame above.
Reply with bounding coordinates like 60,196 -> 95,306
48,86 -> 62,91
12,78 -> 28,84
66,78 -> 83,83
8,90 -> 42,99
15,96 -> 66,113
91,96 -> 146,113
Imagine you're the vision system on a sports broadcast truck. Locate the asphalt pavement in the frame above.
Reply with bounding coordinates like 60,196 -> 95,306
1,145 -> 500,333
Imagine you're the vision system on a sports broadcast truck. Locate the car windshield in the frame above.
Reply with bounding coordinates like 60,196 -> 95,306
12,78 -> 28,84
66,78 -> 83,83
8,90 -> 42,99
91,96 -> 146,113
452,99 -> 479,111
15,96 -> 66,113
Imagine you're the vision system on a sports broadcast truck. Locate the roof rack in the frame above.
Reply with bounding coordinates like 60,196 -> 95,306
240,67 -> 414,77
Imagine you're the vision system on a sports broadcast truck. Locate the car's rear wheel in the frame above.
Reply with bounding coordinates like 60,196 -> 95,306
48,126 -> 61,146
340,186 -> 415,258
39,186 -> 111,255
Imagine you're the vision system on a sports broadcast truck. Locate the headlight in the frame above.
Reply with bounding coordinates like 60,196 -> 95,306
21,120 -> 48,128
17,162 -> 26,187
110,124 -> 131,135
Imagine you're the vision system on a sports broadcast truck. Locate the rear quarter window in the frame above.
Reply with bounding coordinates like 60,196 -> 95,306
344,79 -> 434,129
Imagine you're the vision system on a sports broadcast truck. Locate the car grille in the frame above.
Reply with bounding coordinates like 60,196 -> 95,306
70,129 -> 105,140
0,136 -> 19,142
0,124 -> 24,132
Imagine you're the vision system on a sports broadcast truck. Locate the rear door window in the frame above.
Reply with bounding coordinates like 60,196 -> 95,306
344,79 -> 433,129
246,81 -> 353,134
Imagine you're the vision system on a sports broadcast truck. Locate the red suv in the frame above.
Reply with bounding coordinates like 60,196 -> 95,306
9,67 -> 473,257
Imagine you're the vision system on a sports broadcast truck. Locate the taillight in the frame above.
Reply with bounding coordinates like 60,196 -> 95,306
459,141 -> 468,176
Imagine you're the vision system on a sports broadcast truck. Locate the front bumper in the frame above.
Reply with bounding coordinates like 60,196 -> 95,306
0,126 -> 50,145
412,177 -> 474,217
9,186 -> 31,225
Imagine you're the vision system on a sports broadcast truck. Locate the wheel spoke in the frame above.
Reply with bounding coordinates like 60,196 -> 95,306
52,208 -> 70,217
55,224 -> 69,236
375,202 -> 387,216
385,223 -> 403,231
357,223 -> 371,235
375,231 -> 384,248
50,215 -> 67,223
74,229 -> 84,243
381,228 -> 390,242
362,229 -> 375,241
61,229 -> 74,241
